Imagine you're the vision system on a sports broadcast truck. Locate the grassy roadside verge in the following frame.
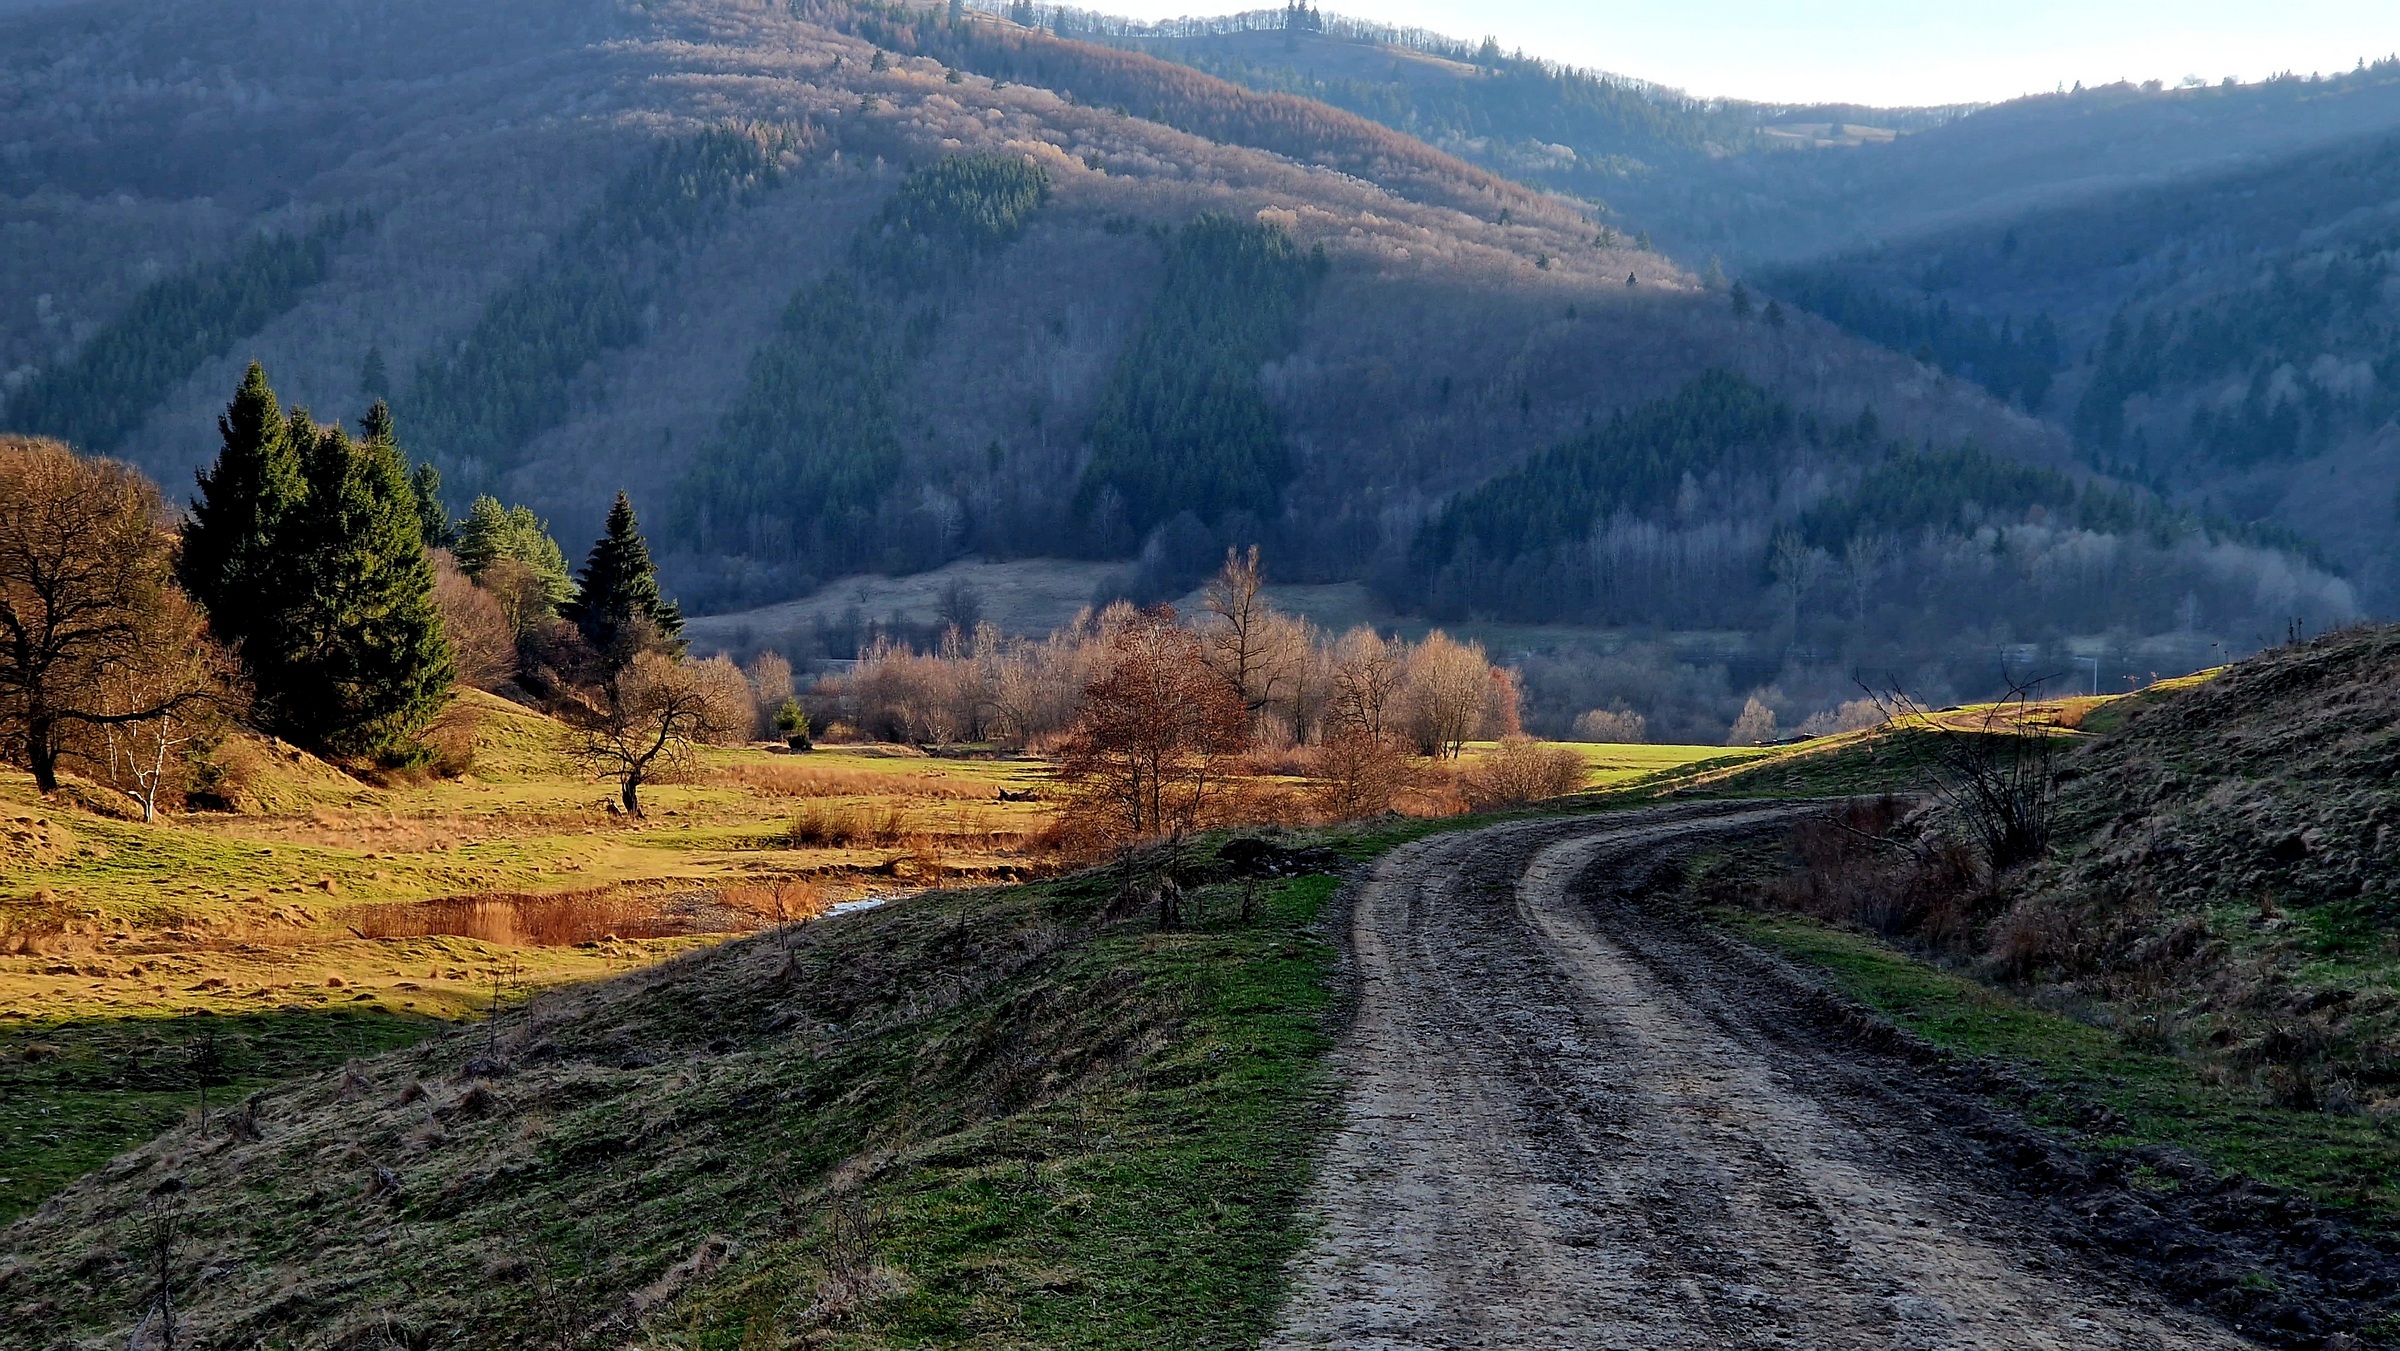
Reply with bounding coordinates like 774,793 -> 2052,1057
0,1006 -> 443,1225
1713,903 -> 2400,1227
673,873 -> 1346,1349
0,852 -> 1359,1349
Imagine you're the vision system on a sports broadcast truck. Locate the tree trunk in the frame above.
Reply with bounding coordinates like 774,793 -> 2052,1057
621,772 -> 644,817
26,714 -> 58,793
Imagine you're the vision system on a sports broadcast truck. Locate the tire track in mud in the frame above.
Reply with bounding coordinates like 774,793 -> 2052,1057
1269,802 -> 2259,1350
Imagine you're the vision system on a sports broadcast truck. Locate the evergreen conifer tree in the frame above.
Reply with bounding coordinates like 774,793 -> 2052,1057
360,345 -> 390,403
359,399 -> 454,549
456,495 -> 574,608
567,490 -> 684,671
179,362 -> 305,656
268,419 -> 454,758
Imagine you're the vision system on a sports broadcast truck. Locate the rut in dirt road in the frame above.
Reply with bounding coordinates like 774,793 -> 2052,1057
1269,803 -> 2258,1351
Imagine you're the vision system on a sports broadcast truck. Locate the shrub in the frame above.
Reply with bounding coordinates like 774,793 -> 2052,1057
1461,736 -> 1588,810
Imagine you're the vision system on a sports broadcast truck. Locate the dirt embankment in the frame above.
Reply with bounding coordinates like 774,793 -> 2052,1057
1273,803 -> 2396,1349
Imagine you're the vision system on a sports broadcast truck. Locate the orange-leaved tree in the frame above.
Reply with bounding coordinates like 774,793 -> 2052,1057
1054,607 -> 1249,843
0,438 -> 228,795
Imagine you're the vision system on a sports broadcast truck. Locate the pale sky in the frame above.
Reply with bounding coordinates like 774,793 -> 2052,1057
1101,1 -> 2400,106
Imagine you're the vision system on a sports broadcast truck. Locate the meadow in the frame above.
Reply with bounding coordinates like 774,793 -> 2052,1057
0,691 -> 1746,1225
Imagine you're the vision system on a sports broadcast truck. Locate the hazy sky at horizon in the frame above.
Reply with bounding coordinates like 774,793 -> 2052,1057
1091,1 -> 2400,106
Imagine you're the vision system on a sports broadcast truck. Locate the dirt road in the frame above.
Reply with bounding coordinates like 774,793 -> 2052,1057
1269,803 -> 2261,1350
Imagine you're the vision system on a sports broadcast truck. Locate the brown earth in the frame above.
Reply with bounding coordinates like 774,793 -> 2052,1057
1274,803 -> 2388,1349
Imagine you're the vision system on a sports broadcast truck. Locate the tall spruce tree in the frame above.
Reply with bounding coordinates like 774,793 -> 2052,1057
268,418 -> 454,759
180,362 -> 305,655
360,400 -> 454,549
567,490 -> 684,672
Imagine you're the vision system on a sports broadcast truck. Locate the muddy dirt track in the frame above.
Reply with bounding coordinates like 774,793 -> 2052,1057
1268,802 -> 2269,1351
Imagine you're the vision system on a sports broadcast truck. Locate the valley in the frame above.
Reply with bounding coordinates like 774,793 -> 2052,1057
7,0 -> 2400,1345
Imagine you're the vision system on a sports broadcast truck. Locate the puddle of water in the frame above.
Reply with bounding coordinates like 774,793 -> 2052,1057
348,891 -> 722,946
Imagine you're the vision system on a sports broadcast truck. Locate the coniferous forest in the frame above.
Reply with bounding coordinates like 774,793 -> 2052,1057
671,153 -> 1052,572
397,125 -> 803,493
6,215 -> 358,453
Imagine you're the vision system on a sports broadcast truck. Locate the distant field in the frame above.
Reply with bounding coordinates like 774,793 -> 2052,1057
1555,741 -> 1774,784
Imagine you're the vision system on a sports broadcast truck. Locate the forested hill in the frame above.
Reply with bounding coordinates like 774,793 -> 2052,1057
0,0 -> 2059,612
1750,123 -> 2400,606
1069,3 -> 1968,201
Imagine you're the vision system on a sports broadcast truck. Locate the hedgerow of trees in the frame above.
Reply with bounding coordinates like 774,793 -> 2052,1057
4,214 -> 359,453
672,153 -> 1051,573
399,124 -> 801,490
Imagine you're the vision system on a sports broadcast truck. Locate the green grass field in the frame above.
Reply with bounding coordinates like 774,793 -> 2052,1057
1723,908 -> 2400,1228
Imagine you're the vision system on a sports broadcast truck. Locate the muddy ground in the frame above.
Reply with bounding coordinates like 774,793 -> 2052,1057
1269,803 -> 2394,1350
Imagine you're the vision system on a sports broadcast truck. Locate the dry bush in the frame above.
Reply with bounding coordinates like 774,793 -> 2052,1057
1306,728 -> 1411,820
1390,767 -> 1469,819
1762,799 -> 1994,950
1461,736 -> 1589,811
349,889 -> 689,945
785,802 -> 910,849
419,699 -> 479,779
432,553 -> 519,691
1986,896 -> 2098,980
183,730 -> 263,812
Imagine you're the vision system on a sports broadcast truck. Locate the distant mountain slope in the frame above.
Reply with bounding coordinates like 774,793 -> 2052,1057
1754,127 -> 2400,603
1055,3 -> 1967,203
0,0 -> 2349,679
1625,64 -> 2400,267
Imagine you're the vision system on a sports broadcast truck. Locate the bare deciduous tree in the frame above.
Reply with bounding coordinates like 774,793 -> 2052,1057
432,552 -> 518,692
565,652 -> 750,816
1201,546 -> 1287,714
84,590 -> 240,822
1329,626 -> 1404,740
1054,607 -> 1249,842
1402,630 -> 1494,759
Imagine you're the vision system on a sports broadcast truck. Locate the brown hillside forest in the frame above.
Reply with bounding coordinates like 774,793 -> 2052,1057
0,0 -> 2373,744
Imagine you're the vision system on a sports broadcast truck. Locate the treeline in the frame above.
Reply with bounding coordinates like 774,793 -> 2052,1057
399,124 -> 802,491
798,0 -> 1538,222
0,364 -> 753,819
672,153 -> 1051,575
812,550 -> 1577,835
1760,267 -> 2062,411
1389,371 -> 2356,645
1075,214 -> 1325,548
1153,35 -> 1767,183
2073,237 -> 2400,471
3,214 -> 359,453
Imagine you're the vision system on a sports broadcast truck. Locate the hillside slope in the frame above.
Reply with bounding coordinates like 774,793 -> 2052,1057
0,859 -> 1348,1348
1756,127 -> 2400,602
0,0 -> 2065,591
